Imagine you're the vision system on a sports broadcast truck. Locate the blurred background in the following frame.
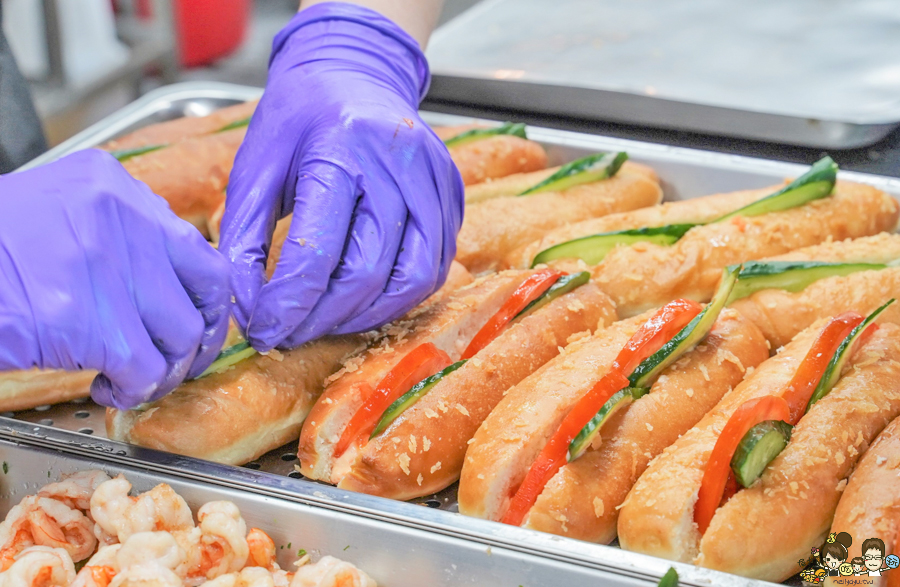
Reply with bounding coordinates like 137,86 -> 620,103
5,0 -> 900,176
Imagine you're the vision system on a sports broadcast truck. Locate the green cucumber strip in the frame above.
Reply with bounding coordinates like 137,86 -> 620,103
568,387 -> 648,462
531,224 -> 697,267
371,360 -> 467,438
731,420 -> 793,488
727,261 -> 888,304
519,152 -> 628,196
657,568 -> 679,587
197,341 -> 258,379
216,116 -> 252,133
512,272 -> 590,322
109,144 -> 167,161
443,122 -> 527,148
715,156 -> 838,222
628,265 -> 739,389
806,298 -> 895,411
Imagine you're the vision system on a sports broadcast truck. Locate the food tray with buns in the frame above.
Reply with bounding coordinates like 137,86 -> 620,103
10,81 -> 900,587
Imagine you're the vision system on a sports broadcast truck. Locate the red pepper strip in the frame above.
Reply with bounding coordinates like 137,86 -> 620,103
334,343 -> 451,458
781,312 -> 864,425
612,299 -> 702,375
694,395 -> 790,534
501,369 -> 630,527
500,298 -> 704,527
461,269 -> 564,360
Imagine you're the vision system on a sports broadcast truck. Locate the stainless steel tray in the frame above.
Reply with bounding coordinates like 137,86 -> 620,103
425,0 -> 900,149
0,420 -> 655,587
10,80 -> 900,586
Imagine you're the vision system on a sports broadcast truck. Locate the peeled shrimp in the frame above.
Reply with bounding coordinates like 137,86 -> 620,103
71,531 -> 188,587
174,502 -> 247,585
90,478 -> 193,545
0,497 -> 97,570
199,567 -> 278,587
39,472 -> 111,514
244,531 -> 277,572
107,564 -> 181,587
0,546 -> 76,587
290,557 -> 375,587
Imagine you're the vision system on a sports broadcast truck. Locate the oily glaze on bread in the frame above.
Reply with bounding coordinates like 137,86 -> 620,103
456,163 -> 663,274
0,369 -> 96,412
335,281 -> 617,500
298,270 -> 543,481
730,233 -> 900,348
619,321 -> 900,582
591,181 -> 899,318
524,309 -> 768,543
830,416 -> 900,584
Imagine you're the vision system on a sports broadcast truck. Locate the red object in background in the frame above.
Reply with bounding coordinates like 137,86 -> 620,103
173,0 -> 250,67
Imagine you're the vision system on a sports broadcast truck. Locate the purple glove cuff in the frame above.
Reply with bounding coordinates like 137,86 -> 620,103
271,2 -> 431,103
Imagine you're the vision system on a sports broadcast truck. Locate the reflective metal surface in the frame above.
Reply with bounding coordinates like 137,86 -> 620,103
11,80 -> 900,586
426,0 -> 900,148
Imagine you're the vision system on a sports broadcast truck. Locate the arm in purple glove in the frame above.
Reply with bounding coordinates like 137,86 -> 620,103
0,150 -> 231,410
218,1 -> 464,352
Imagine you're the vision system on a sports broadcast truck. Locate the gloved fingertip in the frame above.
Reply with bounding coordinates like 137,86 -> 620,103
91,373 -> 160,411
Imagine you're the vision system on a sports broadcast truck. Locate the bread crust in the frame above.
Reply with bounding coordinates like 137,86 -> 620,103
0,369 -> 95,412
457,165 -> 663,274
106,335 -> 365,465
101,100 -> 257,151
297,270 -> 537,481
617,322 -> 827,562
524,309 -> 768,543
592,181 -> 900,318
121,128 -> 246,235
459,311 -> 664,521
508,186 -> 775,269
448,135 -> 547,186
697,324 -> 900,581
730,233 -> 900,348
831,416 -> 900,578
336,282 -> 617,500
465,168 -> 558,203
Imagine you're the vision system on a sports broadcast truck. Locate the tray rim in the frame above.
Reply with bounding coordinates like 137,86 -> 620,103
0,417 -> 776,587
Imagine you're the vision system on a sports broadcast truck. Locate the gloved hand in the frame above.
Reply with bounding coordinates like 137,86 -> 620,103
0,150 -> 231,410
219,2 -> 464,351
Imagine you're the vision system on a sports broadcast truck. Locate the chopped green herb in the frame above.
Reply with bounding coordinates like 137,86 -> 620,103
343,545 -> 350,551
658,567 -> 679,587
287,542 -> 291,549
297,549 -> 307,558
2,462 -> 8,474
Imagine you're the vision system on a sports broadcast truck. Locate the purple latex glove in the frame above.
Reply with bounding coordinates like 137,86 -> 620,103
0,150 -> 231,410
219,2 -> 464,351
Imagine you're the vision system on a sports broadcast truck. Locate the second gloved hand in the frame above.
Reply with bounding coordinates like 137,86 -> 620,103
219,2 -> 464,351
0,150 -> 231,410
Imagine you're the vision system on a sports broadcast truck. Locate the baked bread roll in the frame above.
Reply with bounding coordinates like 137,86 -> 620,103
525,309 -> 768,543
619,320 -> 900,582
298,269 -> 539,482
508,186 -> 774,270
456,162 -> 663,274
335,281 -> 617,500
591,181 -> 899,318
458,308 -> 767,528
830,415 -> 900,585
101,100 -> 257,152
730,233 -> 900,348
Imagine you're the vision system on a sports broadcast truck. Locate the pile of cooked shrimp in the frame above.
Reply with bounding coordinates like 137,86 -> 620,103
0,471 -> 375,587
